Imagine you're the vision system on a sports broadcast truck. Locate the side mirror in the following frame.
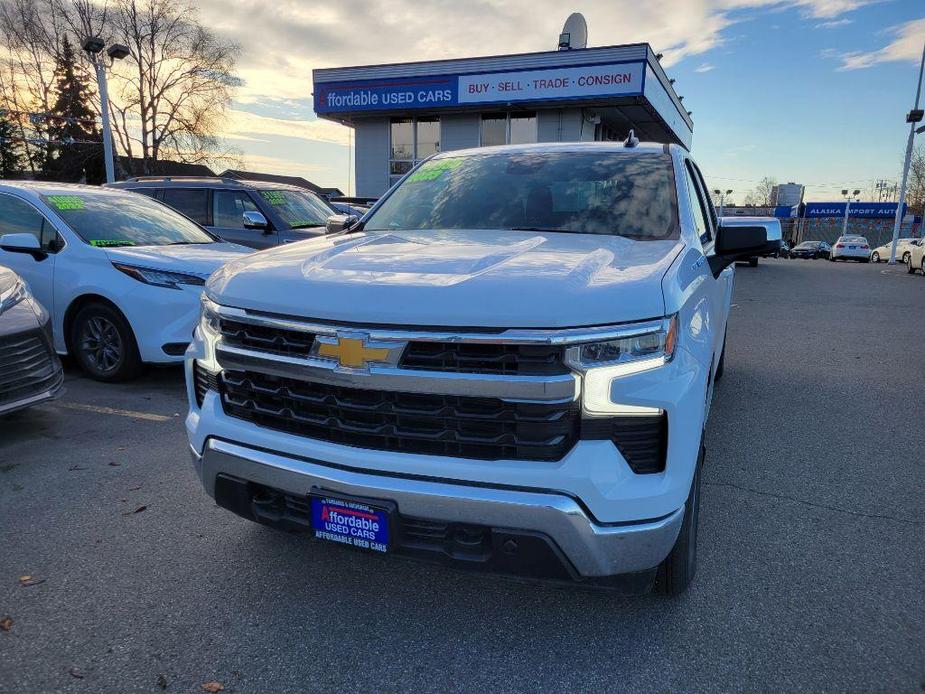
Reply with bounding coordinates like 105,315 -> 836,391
242,210 -> 269,231
708,224 -> 779,277
0,233 -> 47,261
326,214 -> 358,234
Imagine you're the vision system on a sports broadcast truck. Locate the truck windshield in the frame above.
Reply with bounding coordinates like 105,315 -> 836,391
41,191 -> 216,247
364,151 -> 679,240
257,189 -> 335,229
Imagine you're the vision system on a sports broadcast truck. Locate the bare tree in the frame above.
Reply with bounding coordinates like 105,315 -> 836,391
743,176 -> 777,207
905,143 -> 924,215
0,0 -> 106,174
107,0 -> 240,174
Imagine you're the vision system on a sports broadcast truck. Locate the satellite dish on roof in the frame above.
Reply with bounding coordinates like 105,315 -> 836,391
558,13 -> 588,50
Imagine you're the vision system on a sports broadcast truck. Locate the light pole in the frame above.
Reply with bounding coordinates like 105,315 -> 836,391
713,189 -> 733,217
888,40 -> 925,264
841,188 -> 860,236
82,37 -> 129,184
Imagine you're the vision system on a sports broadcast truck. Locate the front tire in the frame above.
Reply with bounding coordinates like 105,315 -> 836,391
655,444 -> 704,596
907,256 -> 916,274
748,257 -> 758,267
70,302 -> 142,382
902,252 -> 910,264
871,252 -> 880,262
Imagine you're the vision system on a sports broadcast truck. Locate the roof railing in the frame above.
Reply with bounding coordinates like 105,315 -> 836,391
120,175 -> 241,184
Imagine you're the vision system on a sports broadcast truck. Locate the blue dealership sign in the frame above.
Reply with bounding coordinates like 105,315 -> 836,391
803,202 -> 907,219
314,62 -> 646,114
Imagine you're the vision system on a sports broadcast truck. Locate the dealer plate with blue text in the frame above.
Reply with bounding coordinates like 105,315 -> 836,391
310,494 -> 391,553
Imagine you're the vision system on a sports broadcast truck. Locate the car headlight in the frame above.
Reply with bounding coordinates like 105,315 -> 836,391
566,316 -> 678,416
0,276 -> 30,313
113,262 -> 206,290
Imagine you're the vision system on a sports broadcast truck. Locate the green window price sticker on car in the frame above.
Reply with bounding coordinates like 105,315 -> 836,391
261,191 -> 287,205
47,195 -> 85,210
407,158 -> 463,183
89,239 -> 136,248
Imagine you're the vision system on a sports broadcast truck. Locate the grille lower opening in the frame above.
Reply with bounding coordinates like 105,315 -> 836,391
581,413 -> 668,474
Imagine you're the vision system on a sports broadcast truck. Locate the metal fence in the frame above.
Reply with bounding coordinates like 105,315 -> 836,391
792,217 -> 921,247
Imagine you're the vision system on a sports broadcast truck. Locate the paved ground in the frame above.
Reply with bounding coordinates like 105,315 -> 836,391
1,258 -> 922,693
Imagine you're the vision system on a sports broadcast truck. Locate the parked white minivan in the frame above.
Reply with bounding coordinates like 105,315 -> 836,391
0,182 -> 251,381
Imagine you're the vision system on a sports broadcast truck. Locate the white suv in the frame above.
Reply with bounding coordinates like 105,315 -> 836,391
906,238 -> 925,275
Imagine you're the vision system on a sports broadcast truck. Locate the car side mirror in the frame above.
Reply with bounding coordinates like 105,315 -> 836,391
708,224 -> 778,277
242,210 -> 269,232
326,214 -> 358,234
0,233 -> 47,261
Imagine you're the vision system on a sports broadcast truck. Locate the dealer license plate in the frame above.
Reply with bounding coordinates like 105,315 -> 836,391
310,493 -> 391,553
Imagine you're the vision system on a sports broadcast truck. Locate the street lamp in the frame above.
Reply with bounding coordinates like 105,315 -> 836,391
888,40 -> 925,264
841,188 -> 860,236
713,189 -> 733,217
82,37 -> 130,184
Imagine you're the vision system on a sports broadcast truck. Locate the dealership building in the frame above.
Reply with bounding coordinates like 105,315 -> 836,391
312,42 -> 693,197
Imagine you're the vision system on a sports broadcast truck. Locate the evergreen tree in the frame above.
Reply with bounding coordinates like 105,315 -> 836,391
45,37 -> 104,183
0,114 -> 24,179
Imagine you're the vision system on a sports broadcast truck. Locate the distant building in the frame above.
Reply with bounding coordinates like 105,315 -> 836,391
771,182 -> 804,207
219,169 -> 344,198
117,157 -> 215,179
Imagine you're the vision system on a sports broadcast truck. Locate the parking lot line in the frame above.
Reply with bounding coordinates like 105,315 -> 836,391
56,402 -> 174,422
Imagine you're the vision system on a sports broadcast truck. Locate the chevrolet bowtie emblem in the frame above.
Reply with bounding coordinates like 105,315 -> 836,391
316,335 -> 394,369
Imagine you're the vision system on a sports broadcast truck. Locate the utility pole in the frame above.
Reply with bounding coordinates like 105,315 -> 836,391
889,40 -> 925,264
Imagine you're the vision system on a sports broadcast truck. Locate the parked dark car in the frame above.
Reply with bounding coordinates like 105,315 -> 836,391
0,265 -> 63,415
106,177 -> 339,250
775,241 -> 791,258
790,241 -> 831,259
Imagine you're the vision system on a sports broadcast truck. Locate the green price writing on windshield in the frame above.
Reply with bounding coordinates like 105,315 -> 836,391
47,195 -> 85,210
89,239 -> 135,248
261,191 -> 287,205
407,158 -> 463,183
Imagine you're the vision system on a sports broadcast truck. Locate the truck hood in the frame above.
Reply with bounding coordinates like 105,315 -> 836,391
104,242 -> 251,278
208,230 -> 682,328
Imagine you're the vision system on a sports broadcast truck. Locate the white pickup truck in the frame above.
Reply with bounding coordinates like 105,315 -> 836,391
186,140 -> 777,595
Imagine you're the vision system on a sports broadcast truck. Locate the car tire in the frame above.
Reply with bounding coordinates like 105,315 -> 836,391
907,256 -> 916,274
921,257 -> 925,276
871,252 -> 880,262
655,444 -> 703,596
748,257 -> 758,267
902,252 -> 910,264
70,302 -> 142,382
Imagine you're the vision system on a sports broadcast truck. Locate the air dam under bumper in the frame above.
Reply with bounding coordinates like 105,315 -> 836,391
193,438 -> 685,581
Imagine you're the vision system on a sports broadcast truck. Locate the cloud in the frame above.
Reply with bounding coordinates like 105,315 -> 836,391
695,63 -> 716,72
834,18 -> 925,70
225,108 -> 351,147
815,18 -> 853,28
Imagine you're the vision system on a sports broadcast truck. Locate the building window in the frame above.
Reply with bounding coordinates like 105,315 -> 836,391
389,117 -> 441,187
509,113 -> 537,144
480,112 -> 537,146
480,113 -> 507,147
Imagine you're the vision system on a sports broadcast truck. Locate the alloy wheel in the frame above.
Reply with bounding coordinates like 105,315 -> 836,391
79,316 -> 123,373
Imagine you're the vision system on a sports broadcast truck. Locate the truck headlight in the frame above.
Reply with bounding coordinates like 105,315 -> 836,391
566,316 -> 677,415
199,295 -> 221,337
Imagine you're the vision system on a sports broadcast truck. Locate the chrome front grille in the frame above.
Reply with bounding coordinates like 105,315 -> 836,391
220,369 -> 580,461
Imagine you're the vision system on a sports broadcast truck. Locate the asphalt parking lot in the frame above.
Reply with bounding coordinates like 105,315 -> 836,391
1,258 -> 922,693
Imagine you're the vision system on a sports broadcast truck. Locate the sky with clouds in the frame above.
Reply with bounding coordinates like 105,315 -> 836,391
197,0 -> 924,204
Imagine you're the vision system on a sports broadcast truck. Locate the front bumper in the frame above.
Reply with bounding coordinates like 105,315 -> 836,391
192,438 -> 685,580
0,301 -> 64,416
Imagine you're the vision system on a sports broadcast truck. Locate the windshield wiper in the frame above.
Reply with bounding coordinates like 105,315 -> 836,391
509,226 -> 587,236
